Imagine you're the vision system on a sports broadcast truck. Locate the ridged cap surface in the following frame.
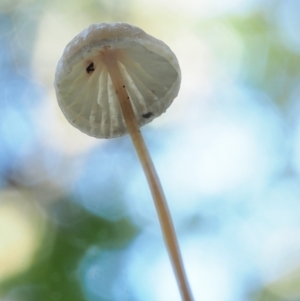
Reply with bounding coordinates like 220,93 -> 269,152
54,23 -> 181,138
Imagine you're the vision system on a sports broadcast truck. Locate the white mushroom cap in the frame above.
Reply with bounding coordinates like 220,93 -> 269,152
54,23 -> 181,138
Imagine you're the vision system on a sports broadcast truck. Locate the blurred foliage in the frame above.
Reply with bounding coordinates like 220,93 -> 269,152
0,199 -> 139,301
1,1 -> 300,301
198,12 -> 300,109
226,13 -> 300,108
250,267 -> 300,301
1,2 -> 139,299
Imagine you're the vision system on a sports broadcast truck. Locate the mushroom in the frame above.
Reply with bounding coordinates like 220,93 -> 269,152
54,23 -> 193,301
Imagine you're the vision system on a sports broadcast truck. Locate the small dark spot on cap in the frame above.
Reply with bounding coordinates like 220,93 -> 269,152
86,62 -> 95,74
142,112 -> 153,119
123,85 -> 125,88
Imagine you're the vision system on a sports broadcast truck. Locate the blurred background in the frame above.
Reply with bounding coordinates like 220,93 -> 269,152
1,0 -> 300,300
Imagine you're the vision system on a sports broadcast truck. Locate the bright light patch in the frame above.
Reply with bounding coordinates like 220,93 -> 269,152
124,233 -> 237,301
33,12 -> 98,155
128,86 -> 286,226
0,190 -> 43,283
135,0 -> 258,18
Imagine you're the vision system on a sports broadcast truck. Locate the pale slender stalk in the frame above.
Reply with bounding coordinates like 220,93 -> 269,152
102,49 -> 193,301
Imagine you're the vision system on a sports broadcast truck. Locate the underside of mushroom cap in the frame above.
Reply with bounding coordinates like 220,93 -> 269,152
54,23 -> 181,138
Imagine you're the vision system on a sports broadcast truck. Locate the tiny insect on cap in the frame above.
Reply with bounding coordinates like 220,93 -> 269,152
54,23 -> 181,138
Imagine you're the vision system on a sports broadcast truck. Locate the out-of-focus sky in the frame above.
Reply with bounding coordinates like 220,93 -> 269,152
1,1 -> 300,301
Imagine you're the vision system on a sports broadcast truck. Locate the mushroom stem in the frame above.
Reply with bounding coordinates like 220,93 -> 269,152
103,52 -> 193,301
